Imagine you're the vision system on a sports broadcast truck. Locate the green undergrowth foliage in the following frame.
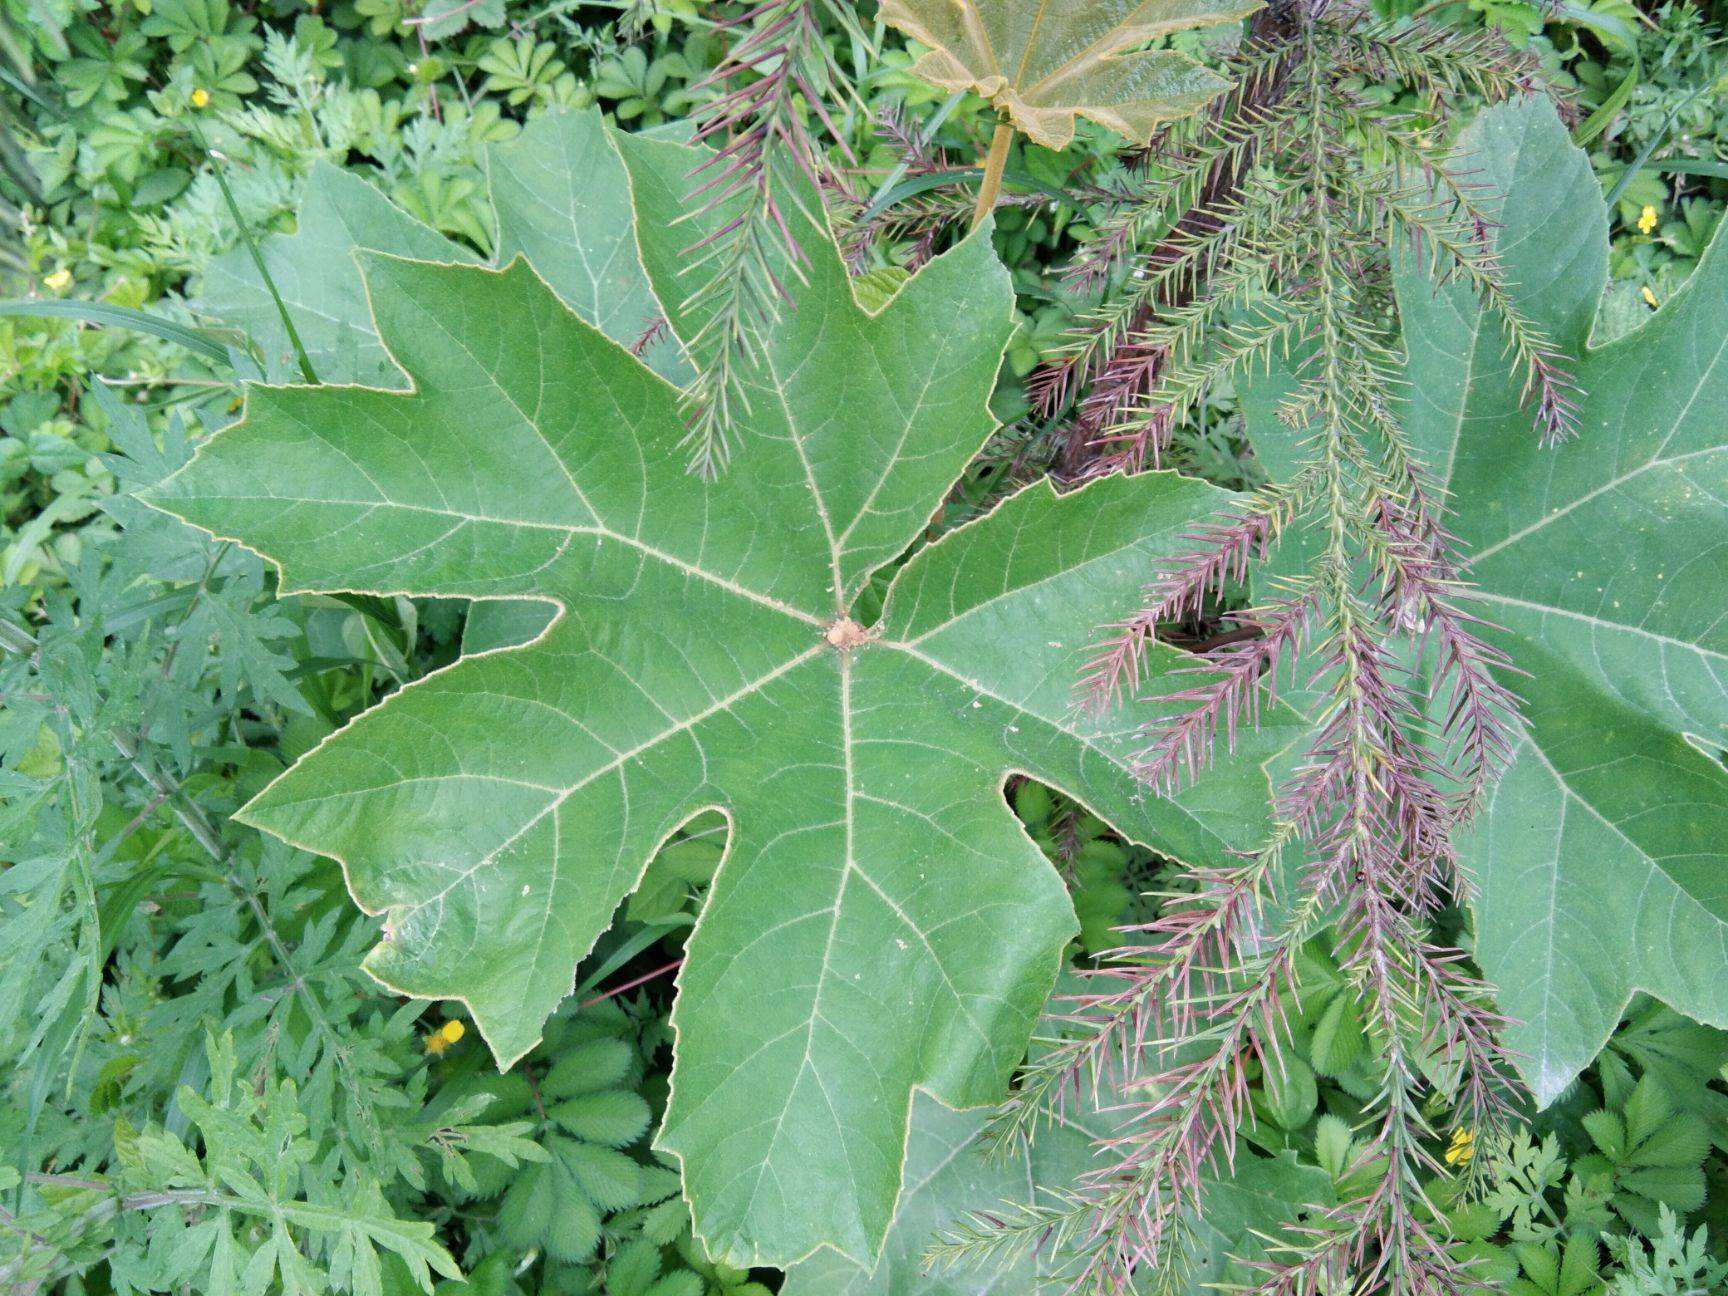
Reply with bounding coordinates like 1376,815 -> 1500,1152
4,1 -> 1728,1295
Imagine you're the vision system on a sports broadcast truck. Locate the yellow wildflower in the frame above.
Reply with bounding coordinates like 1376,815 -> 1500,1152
191,87 -> 211,109
1642,286 -> 1659,309
425,1018 -> 466,1055
1444,1127 -> 1475,1167
1637,204 -> 1658,235
44,268 -> 72,292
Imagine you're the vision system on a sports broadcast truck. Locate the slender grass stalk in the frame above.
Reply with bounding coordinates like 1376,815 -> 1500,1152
857,88 -> 966,224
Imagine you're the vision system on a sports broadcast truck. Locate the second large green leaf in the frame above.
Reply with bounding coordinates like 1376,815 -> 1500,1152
146,125 -> 1294,1269
1249,95 -> 1728,1103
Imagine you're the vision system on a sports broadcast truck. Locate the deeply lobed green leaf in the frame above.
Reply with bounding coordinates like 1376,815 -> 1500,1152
148,113 -> 1293,1268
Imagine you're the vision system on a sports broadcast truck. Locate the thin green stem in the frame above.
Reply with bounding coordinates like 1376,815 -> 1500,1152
188,120 -> 319,385
1604,76 -> 1717,209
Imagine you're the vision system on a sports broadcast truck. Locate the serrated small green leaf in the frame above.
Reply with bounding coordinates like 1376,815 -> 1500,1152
1308,992 -> 1367,1078
644,1274 -> 705,1296
1260,1053 -> 1318,1131
549,1089 -> 651,1147
1637,1117 -> 1710,1170
1515,1241 -> 1560,1295
1314,1113 -> 1353,1181
605,1237 -> 663,1296
544,1174 -> 602,1263
639,1196 -> 691,1248
544,1040 -> 635,1099
1620,1164 -> 1705,1212
850,265 -> 910,313
500,1164 -> 554,1250
557,1137 -> 642,1212
1583,1109 -> 1628,1162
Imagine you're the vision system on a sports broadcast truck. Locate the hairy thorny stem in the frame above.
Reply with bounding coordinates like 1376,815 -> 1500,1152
956,4 -> 1548,1287
971,120 -> 1014,229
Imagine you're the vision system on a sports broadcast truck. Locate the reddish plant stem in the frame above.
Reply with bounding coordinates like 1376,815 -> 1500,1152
1056,0 -> 1301,476
579,957 -> 685,1009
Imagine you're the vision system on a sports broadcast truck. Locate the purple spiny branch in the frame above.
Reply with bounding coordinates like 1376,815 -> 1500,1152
1059,931 -> 1308,1291
975,9 -> 1564,1292
1043,25 -> 1302,475
984,834 -> 1306,1166
1131,591 -> 1315,793
1078,476 -> 1309,714
1038,516 -> 1521,1293
629,313 -> 670,358
1364,492 -> 1522,815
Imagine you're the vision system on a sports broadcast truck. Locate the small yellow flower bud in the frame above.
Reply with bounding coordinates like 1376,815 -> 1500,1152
1444,1127 -> 1475,1167
1642,286 -> 1659,309
191,87 -> 211,109
424,1017 -> 465,1055
1637,204 -> 1658,235
44,268 -> 73,292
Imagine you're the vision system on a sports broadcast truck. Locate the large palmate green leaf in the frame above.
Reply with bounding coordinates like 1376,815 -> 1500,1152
147,123 -> 1293,1268
1250,95 -> 1728,1103
878,0 -> 1258,150
782,1091 -> 1330,1294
